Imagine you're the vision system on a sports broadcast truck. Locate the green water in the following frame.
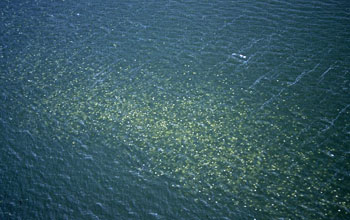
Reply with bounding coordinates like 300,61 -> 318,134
1,0 -> 349,219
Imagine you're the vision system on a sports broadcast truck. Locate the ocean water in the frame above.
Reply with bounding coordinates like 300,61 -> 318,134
1,0 -> 349,219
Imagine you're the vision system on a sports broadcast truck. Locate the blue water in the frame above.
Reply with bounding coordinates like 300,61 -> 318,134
1,0 -> 350,219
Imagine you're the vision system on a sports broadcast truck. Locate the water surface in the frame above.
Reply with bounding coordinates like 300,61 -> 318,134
1,0 -> 349,219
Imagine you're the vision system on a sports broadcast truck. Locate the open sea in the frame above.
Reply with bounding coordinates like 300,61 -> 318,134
1,0 -> 350,219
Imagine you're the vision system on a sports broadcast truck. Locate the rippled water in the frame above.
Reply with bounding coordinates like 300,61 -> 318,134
1,0 -> 350,219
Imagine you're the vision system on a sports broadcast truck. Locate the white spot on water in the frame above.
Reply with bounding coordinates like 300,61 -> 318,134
232,52 -> 247,59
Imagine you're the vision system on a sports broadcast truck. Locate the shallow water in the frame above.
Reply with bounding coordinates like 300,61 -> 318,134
1,0 -> 350,219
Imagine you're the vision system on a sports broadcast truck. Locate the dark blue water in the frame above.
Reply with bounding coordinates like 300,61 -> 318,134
1,0 -> 350,219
